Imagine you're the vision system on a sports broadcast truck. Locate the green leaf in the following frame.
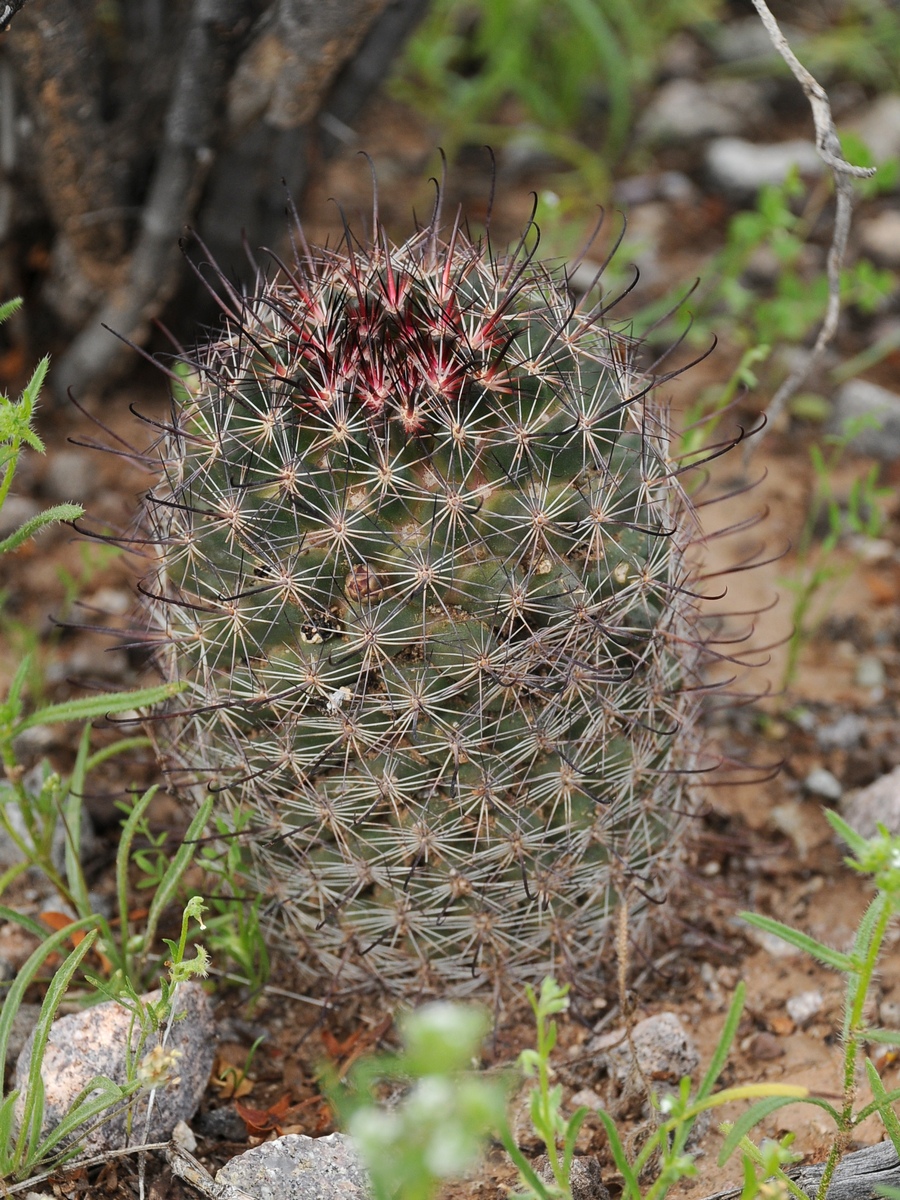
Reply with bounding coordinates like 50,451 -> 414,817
597,1108 -> 642,1200
0,915 -> 99,1090
739,913 -> 855,971
14,932 -> 99,1168
0,297 -> 22,325
718,1096 -> 839,1165
861,1028 -> 900,1046
0,503 -> 84,557
865,1058 -> 900,1158
11,680 -> 187,734
825,809 -> 871,858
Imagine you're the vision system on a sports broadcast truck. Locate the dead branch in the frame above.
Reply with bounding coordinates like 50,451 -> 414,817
53,0 -> 247,398
745,0 -> 876,460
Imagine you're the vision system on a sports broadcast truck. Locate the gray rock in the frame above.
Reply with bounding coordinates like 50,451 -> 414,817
848,94 -> 900,164
639,79 -> 768,144
42,449 -> 96,502
534,1153 -> 609,1200
591,1011 -> 699,1087
841,766 -> 900,839
14,981 -> 214,1155
706,137 -> 823,195
804,768 -> 842,802
831,379 -> 900,460
614,171 -> 697,206
786,990 -> 823,1027
856,655 -> 886,690
216,1132 -> 370,1199
816,713 -> 867,752
859,210 -> 900,268
0,494 -> 41,540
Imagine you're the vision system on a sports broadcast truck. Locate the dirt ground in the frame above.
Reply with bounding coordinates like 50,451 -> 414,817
2,63 -> 900,1200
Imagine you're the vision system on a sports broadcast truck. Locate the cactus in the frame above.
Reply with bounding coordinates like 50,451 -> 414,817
136,196 -> 723,996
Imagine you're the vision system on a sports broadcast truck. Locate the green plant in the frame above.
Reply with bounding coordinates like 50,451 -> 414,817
132,189 -> 748,996
0,901 -> 212,1188
731,811 -> 900,1200
0,298 -> 216,1185
780,417 -> 890,691
328,1001 -> 508,1200
391,0 -> 720,183
503,978 -> 806,1200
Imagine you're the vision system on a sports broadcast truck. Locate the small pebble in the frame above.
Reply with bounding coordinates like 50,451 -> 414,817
859,210 -> 900,268
816,714 -> 866,752
856,655 -> 886,690
831,379 -> 900,461
841,766 -> 900,838
570,1087 -> 605,1112
746,1031 -> 784,1061
706,137 -> 823,195
804,768 -> 842,802
534,1153 -> 609,1200
786,990 -> 823,1027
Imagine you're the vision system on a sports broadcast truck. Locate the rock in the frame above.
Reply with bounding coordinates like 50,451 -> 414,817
42,449 -> 96,502
215,1132 -> 370,1199
816,713 -> 867,752
570,1087 -> 605,1112
847,94 -> 900,164
14,981 -> 214,1155
638,79 -> 768,144
614,171 -> 697,206
786,990 -> 823,1027
841,766 -> 900,839
859,210 -> 900,268
746,1031 -> 784,1061
803,768 -> 842,802
769,802 -> 833,860
831,379 -> 900,461
0,494 -> 41,540
534,1153 -> 609,1200
706,137 -> 823,196
856,655 -> 886,690
708,16 -> 805,64
591,1012 -> 699,1087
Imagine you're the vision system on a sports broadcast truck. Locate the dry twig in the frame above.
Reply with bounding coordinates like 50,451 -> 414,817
745,0 -> 875,459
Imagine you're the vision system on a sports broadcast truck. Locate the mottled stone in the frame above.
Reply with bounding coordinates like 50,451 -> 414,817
215,1132 -> 371,1199
591,1011 -> 699,1086
14,981 -> 214,1155
534,1153 -> 610,1200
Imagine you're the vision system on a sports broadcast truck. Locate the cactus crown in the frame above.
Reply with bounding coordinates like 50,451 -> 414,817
131,190 -> 728,996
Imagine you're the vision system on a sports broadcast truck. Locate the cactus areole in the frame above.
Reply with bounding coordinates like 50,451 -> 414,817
139,193 -> 720,996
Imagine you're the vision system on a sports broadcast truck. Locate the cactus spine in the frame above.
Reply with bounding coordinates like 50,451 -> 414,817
139,197 -> 713,995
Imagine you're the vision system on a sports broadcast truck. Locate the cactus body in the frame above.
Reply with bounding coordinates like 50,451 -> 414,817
141,207 -> 710,995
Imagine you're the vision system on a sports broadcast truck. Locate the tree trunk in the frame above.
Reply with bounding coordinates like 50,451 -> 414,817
0,0 -> 428,398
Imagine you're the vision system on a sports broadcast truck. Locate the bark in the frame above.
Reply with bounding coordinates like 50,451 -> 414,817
0,0 -> 427,398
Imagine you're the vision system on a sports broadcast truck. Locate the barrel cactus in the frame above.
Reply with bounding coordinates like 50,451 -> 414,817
138,196 -> 716,996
